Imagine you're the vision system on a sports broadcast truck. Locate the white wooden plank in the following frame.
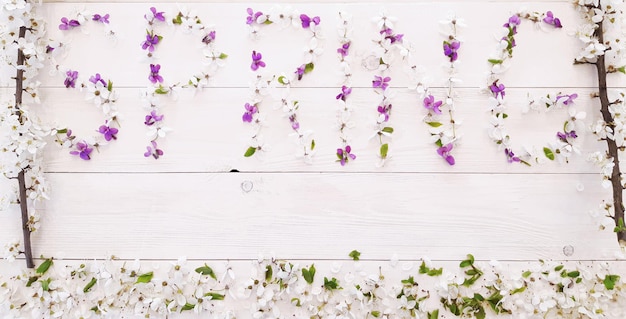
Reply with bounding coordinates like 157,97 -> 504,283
37,87 -> 604,173
28,2 -> 623,89
0,172 -> 616,261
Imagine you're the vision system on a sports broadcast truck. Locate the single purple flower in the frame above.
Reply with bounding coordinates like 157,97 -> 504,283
443,40 -> 461,62
242,103 -> 258,123
144,110 -> 164,126
372,75 -> 391,90
92,13 -> 110,24
98,124 -> 119,141
437,143 -> 455,165
377,103 -> 392,122
289,114 -> 300,131
89,73 -> 106,87
337,42 -> 350,57
70,141 -> 93,160
144,140 -> 164,159
64,70 -> 78,88
543,11 -> 562,28
59,17 -> 80,30
46,45 -> 55,54
556,93 -> 578,105
490,81 -> 506,99
557,130 -> 578,142
251,50 -> 266,71
337,145 -> 356,166
336,86 -> 352,101
202,31 -> 216,45
295,64 -> 305,80
142,32 -> 160,52
146,7 -> 165,22
148,64 -> 163,84
380,27 -> 403,44
246,8 -> 263,25
504,15 -> 521,28
504,148 -> 521,163
423,95 -> 443,115
300,14 -> 320,29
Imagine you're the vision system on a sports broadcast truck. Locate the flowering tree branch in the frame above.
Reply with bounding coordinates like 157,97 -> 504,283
14,25 -> 35,269
593,19 -> 626,245
13,25 -> 34,269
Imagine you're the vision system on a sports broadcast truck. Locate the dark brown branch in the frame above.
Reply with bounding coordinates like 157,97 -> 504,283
14,26 -> 34,268
594,17 -> 626,246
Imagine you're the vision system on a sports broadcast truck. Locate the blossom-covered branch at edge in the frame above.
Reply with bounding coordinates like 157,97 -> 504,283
335,11 -> 356,166
484,10 -> 577,166
576,0 -> 626,245
1,0 -> 50,268
140,6 -> 228,159
244,6 -> 322,163
410,15 -> 465,166
366,11 -> 410,167
1,254 -> 625,318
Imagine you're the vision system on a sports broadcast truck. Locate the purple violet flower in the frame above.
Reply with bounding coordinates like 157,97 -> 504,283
490,81 -> 506,99
70,141 -> 93,160
504,15 -> 521,28
543,11 -> 562,28
377,103 -> 392,122
149,64 -> 163,84
557,130 -> 577,142
423,95 -> 443,115
337,42 -> 350,57
251,50 -> 266,71
337,145 -> 356,166
300,14 -> 320,28
289,114 -> 300,131
144,110 -> 164,126
336,86 -> 352,101
92,13 -> 110,24
443,40 -> 461,62
504,148 -> 521,163
142,32 -> 160,52
295,64 -> 305,80
98,124 -> 119,141
89,73 -> 106,87
437,143 -> 455,165
556,93 -> 578,105
144,140 -> 164,159
372,75 -> 391,90
202,31 -> 216,45
64,70 -> 78,88
246,8 -> 263,25
242,103 -> 258,123
59,17 -> 80,30
146,7 -> 165,22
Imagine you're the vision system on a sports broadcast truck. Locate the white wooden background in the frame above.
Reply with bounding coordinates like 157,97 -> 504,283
1,1 -> 626,317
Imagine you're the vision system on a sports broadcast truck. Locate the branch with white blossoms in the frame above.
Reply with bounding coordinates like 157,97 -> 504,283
575,0 -> 626,245
1,254 -> 625,318
1,0 -> 50,269
485,10 -> 571,165
244,6 -> 322,163
140,6 -> 228,160
366,11 -> 410,167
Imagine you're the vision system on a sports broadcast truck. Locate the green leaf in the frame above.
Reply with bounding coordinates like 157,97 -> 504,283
426,122 -> 443,128
218,53 -> 228,59
419,261 -> 428,274
107,80 -> 113,92
265,265 -> 273,282
476,306 -> 486,319
302,264 -> 316,284
157,35 -> 163,42
311,139 -> 316,151
83,277 -> 97,293
26,276 -> 38,287
56,128 -> 68,134
204,292 -> 225,300
554,265 -> 564,271
604,274 -> 620,290
155,85 -> 169,95
41,278 -> 51,291
435,139 -> 443,147
567,271 -> 580,278
349,250 -> 361,261
474,293 -> 485,301
459,260 -> 472,268
382,127 -> 394,134
181,302 -> 195,312
618,66 -> 626,74
195,264 -> 217,280
371,310 -> 381,317
304,63 -> 315,74
488,59 -> 503,65
428,309 -> 439,319
401,276 -> 415,284
511,286 -> 526,294
324,277 -> 340,290
36,259 -> 53,275
278,76 -> 288,85
465,268 -> 478,276
522,271 -> 532,278
427,268 -> 443,276
380,144 -> 389,159
244,147 -> 256,157
136,272 -> 153,284
173,15 -> 183,25
263,20 -> 273,25
291,297 -> 301,307
543,147 -> 555,161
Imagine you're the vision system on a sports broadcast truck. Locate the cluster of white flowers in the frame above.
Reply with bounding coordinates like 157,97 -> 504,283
140,6 -> 228,159
1,0 -> 49,260
244,5 -> 323,164
0,256 -> 625,318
